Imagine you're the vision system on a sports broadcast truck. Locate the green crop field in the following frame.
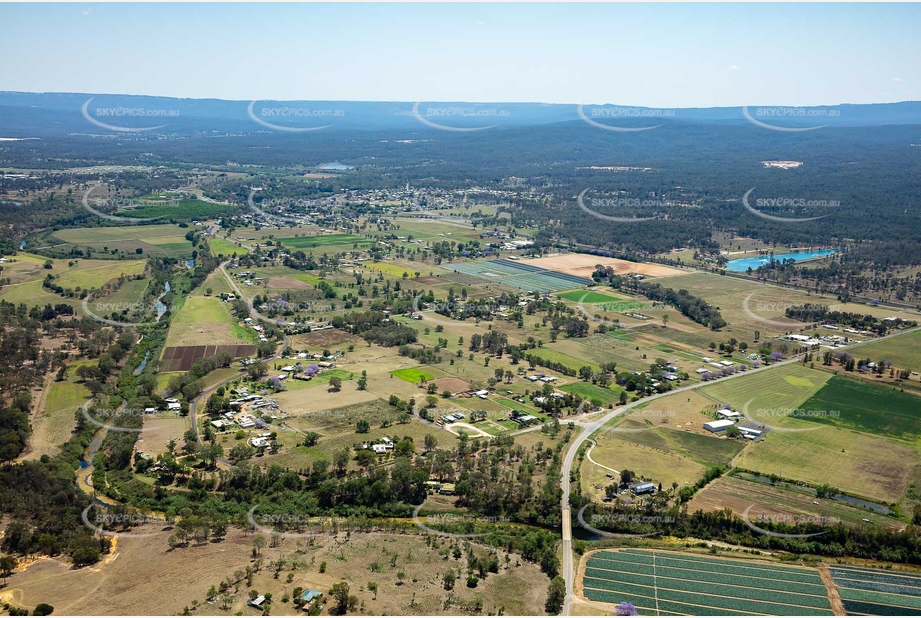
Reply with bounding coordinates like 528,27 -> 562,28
797,375 -> 921,441
581,549 -> 833,616
557,290 -> 621,304
830,566 -> 921,616
392,367 -> 436,383
280,234 -> 370,249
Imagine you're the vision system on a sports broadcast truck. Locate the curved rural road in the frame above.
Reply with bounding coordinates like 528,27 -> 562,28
559,325 -> 921,615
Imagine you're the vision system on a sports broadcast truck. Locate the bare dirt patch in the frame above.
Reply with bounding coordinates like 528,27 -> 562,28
433,376 -> 472,393
289,328 -> 360,349
266,276 -> 311,289
529,254 -> 685,279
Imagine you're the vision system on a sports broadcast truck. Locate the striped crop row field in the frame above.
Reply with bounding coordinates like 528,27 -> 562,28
830,565 -> 921,616
581,549 -> 833,616
446,260 -> 591,292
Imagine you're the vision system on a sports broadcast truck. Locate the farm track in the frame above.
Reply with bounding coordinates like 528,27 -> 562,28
819,564 -> 847,615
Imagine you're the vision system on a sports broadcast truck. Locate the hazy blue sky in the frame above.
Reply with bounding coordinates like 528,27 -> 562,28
1,3 -> 917,107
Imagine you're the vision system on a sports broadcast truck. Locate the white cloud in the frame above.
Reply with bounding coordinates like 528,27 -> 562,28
728,65 -> 739,71
892,77 -> 903,82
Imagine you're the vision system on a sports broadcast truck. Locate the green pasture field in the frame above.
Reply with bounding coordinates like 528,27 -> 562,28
733,422 -> 917,504
798,375 -> 921,441
209,237 -> 251,257
525,347 -> 602,374
661,271 -> 899,339
0,280 -> 80,309
364,261 -> 427,278
559,381 -> 623,405
557,290 -> 622,304
54,259 -> 146,289
700,363 -> 832,425
391,367 -> 436,383
280,234 -> 370,249
847,329 -> 921,372
49,224 -> 188,244
24,361 -> 93,461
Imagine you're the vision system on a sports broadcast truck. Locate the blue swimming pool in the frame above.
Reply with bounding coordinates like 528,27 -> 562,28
726,249 -> 837,272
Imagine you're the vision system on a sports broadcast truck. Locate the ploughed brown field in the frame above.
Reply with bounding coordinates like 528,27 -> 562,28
160,344 -> 257,372
528,254 -> 685,278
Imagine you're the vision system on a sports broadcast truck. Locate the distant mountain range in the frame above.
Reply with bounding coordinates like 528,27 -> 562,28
1,91 -> 919,137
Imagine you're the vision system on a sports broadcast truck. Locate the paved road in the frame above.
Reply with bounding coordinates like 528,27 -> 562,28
188,261 -> 290,461
559,324 -> 921,615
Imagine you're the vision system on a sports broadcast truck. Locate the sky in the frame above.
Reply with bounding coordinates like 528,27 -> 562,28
0,3 -> 918,107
